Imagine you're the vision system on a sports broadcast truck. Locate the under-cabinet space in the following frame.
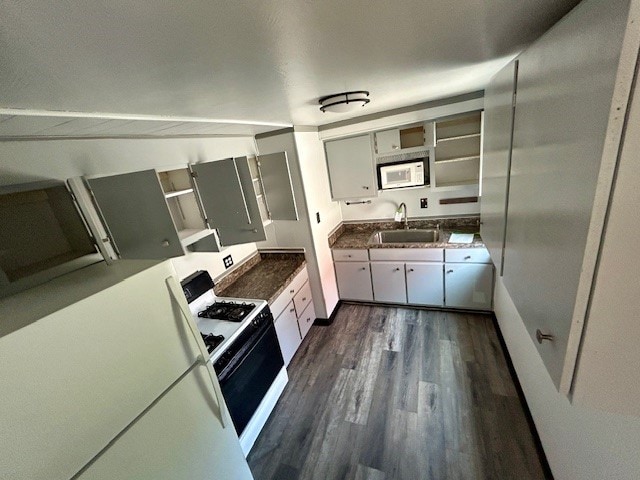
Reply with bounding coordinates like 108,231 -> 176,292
444,263 -> 493,310
406,262 -> 444,306
334,261 -> 373,301
371,262 -> 407,303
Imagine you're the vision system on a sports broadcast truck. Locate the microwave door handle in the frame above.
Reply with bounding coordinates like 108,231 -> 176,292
165,276 -> 228,428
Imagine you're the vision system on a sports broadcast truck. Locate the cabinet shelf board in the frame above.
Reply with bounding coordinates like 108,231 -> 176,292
436,133 -> 481,143
164,188 -> 194,199
178,228 -> 215,247
435,155 -> 480,164
435,179 -> 479,188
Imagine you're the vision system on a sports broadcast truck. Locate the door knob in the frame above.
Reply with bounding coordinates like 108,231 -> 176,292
535,329 -> 554,344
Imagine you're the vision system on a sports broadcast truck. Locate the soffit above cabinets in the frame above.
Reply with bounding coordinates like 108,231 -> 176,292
0,112 -> 288,140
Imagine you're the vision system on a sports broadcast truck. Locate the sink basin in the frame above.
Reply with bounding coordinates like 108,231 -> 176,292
368,229 -> 440,244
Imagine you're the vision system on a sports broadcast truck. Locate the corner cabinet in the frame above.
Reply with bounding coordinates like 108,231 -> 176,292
324,135 -> 377,200
82,157 -> 266,260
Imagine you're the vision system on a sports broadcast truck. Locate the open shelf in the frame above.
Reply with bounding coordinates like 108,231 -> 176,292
178,228 -> 216,247
164,187 -> 194,199
436,132 -> 481,143
435,155 -> 481,164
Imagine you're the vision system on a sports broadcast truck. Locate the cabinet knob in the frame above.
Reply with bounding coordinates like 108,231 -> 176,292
307,317 -> 311,323
362,186 -> 369,190
360,267 -> 366,271
252,229 -> 258,233
302,297 -> 307,301
393,145 -> 399,150
408,268 -> 414,272
446,269 -> 454,274
290,289 -> 295,294
464,255 -> 471,260
161,240 -> 171,247
535,329 -> 554,344
290,308 -> 295,313
394,267 -> 401,271
347,254 -> 352,258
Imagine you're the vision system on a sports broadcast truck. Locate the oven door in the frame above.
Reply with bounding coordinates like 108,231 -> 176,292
217,322 -> 284,436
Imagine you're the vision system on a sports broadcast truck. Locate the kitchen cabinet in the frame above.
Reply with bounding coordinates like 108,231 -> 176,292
444,263 -> 493,310
324,134 -> 377,200
271,267 -> 314,367
374,123 -> 435,155
371,262 -> 407,303
434,111 -> 482,187
83,157 -> 265,260
248,152 -> 298,224
406,262 -> 444,306
334,261 -> 373,301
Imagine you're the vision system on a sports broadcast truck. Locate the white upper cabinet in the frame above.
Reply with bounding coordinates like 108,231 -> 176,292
325,134 -> 377,200
254,152 -> 298,221
375,129 -> 401,154
374,123 -> 434,156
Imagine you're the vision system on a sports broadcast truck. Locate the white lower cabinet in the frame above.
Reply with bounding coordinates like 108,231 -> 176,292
273,303 -> 301,366
406,262 -> 444,306
371,262 -> 407,303
297,301 -> 316,341
334,261 -> 374,301
444,263 -> 493,310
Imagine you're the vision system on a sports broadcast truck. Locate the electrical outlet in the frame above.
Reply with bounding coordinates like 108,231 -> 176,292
420,198 -> 428,208
223,255 -> 233,269
316,212 -> 321,224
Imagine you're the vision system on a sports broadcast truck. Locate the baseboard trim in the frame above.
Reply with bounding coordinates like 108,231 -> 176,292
490,314 -> 555,480
313,300 -> 342,326
337,299 -> 493,315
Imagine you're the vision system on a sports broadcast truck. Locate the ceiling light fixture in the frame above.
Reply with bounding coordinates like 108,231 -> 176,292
319,91 -> 370,113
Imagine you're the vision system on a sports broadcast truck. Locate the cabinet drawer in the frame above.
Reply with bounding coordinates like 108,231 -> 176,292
445,248 -> 491,264
293,281 -> 312,318
297,301 -> 316,341
369,248 -> 443,262
269,267 -> 309,318
332,249 -> 369,262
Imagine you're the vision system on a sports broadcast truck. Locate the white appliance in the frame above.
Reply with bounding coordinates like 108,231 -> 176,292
0,260 -> 254,480
377,158 -> 429,190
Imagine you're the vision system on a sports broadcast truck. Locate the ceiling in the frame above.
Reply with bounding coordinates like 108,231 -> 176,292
0,0 -> 581,136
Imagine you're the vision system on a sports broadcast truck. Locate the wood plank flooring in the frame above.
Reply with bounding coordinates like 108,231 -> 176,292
248,304 -> 547,480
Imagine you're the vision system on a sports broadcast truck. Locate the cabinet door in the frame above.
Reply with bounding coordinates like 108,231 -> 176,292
445,263 -> 493,310
325,135 -> 377,200
371,262 -> 407,304
256,152 -> 298,221
481,59 -> 518,276
375,128 -> 401,154
274,303 -> 302,366
334,261 -> 373,301
406,263 -> 444,306
191,157 -> 266,247
87,170 -> 184,259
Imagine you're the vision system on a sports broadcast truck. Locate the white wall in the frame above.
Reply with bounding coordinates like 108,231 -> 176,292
292,130 -> 342,316
0,136 -> 259,281
494,277 -> 640,480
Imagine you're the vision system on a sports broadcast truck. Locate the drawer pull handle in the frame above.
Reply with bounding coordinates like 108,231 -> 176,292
536,329 -> 554,344
464,255 -> 471,260
446,269 -> 454,274
290,289 -> 295,294
290,308 -> 295,313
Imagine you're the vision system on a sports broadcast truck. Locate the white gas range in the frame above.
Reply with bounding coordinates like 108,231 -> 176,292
180,270 -> 288,456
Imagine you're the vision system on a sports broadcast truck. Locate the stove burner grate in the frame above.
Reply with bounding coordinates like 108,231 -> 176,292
197,301 -> 256,322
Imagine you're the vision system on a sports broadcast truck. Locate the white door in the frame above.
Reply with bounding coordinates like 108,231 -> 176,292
406,262 -> 444,306
274,303 -> 302,366
334,261 -> 373,301
371,262 -> 407,303
325,135 -> 377,200
445,263 -> 493,310
375,128 -> 401,154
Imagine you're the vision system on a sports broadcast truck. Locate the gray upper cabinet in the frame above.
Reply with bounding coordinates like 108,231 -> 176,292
325,134 -> 377,200
501,0 -> 630,389
256,152 -> 298,221
480,59 -> 518,276
191,157 -> 266,248
86,170 -> 186,259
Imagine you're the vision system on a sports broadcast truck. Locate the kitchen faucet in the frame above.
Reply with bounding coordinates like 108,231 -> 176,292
395,202 -> 409,230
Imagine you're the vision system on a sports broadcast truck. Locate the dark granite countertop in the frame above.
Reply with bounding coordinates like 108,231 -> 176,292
216,252 -> 306,304
329,218 -> 485,250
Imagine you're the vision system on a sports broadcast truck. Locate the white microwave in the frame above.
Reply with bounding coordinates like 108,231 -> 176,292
377,158 -> 429,190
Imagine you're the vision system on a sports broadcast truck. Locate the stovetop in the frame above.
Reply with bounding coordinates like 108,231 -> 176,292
200,332 -> 225,354
197,300 -> 256,322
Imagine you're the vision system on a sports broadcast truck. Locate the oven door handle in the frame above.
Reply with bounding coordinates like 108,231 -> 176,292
165,275 -> 228,428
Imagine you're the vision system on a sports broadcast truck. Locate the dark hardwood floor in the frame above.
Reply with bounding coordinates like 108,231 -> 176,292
248,303 -> 546,480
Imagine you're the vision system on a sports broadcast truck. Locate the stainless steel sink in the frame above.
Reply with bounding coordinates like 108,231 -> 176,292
368,229 -> 439,244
